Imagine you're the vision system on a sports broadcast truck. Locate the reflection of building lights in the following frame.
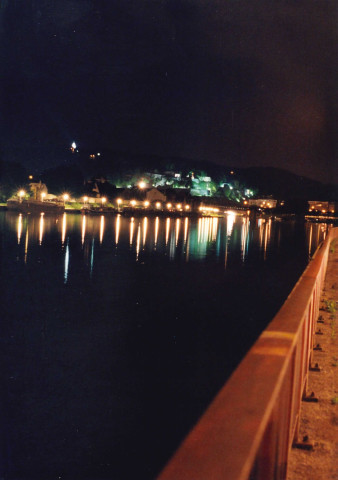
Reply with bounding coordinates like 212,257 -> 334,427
81,215 -> 86,244
115,215 -> 120,244
100,215 -> 105,243
154,217 -> 159,245
39,213 -> 44,245
62,213 -> 67,244
143,217 -> 148,245
130,217 -> 135,244
17,214 -> 22,244
165,218 -> 170,244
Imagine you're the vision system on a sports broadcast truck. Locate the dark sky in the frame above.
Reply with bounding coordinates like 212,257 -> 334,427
0,0 -> 337,182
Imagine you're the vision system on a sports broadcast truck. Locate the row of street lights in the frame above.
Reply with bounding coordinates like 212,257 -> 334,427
81,197 -> 191,211
16,190 -> 191,212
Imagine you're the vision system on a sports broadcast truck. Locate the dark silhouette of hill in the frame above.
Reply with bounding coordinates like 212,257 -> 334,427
235,167 -> 338,200
77,150 -> 337,201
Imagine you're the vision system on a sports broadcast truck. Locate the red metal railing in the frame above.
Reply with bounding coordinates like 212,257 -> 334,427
158,227 -> 338,480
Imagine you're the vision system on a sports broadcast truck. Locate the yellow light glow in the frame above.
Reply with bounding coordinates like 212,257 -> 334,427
167,203 -> 172,209
99,215 -> 105,244
184,217 -> 189,243
244,200 -> 248,205
117,198 -> 122,205
156,202 -> 161,208
28,175 -> 33,180
115,215 -> 120,244
143,217 -> 148,245
17,214 -> 22,244
154,217 -> 159,245
81,215 -> 86,244
144,201 -> 150,207
63,193 -> 69,201
185,205 -> 190,210
165,218 -> 170,244
130,217 -> 135,244
18,189 -> 25,198
62,213 -> 67,244
322,210 -> 326,213
83,196 -> 88,202
41,192 -> 46,199
176,204 -> 182,209
39,213 -> 44,245
101,197 -> 107,204
130,200 -> 137,206
138,181 -> 146,189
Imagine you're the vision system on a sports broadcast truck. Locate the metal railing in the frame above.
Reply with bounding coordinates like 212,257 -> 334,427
158,227 -> 338,480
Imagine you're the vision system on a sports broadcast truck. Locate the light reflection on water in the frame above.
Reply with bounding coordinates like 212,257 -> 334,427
0,210 -> 331,480
5,211 -> 329,282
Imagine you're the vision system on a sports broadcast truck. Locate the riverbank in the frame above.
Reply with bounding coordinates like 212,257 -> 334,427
287,237 -> 338,479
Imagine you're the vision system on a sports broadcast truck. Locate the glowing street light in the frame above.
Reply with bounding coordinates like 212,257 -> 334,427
138,181 -> 146,189
185,205 -> 190,210
41,192 -> 46,201
18,189 -> 25,202
130,200 -> 137,207
83,196 -> 88,208
116,198 -> 122,212
144,201 -> 150,208
63,193 -> 69,206
101,197 -> 107,206
167,203 -> 172,209
176,203 -> 182,210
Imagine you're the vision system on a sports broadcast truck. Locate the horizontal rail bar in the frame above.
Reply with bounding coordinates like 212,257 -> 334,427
158,227 -> 338,480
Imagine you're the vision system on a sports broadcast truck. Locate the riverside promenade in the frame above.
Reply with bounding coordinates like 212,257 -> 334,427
287,237 -> 338,479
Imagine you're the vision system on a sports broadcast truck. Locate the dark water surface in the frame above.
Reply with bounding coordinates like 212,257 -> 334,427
0,212 -> 327,479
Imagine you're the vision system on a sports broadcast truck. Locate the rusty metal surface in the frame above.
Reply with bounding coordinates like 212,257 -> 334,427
158,227 -> 338,480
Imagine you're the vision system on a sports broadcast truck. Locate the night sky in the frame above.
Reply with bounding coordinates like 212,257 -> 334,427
0,1 -> 337,182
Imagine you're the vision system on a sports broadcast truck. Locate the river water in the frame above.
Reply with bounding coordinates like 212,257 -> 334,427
0,211 -> 328,479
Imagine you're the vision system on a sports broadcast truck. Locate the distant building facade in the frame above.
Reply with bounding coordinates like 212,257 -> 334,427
145,188 -> 167,203
308,201 -> 338,214
248,198 -> 277,208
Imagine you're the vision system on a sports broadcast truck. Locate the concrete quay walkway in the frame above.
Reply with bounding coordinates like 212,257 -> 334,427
287,238 -> 338,480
